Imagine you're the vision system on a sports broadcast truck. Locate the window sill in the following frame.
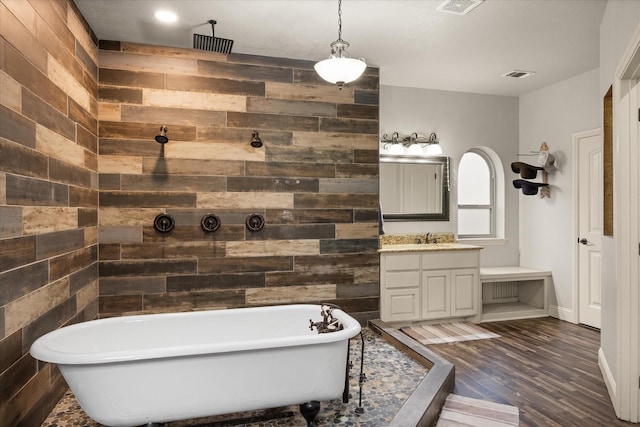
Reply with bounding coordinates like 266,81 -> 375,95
457,237 -> 507,246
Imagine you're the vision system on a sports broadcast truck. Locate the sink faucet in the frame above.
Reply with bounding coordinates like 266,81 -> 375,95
426,233 -> 432,244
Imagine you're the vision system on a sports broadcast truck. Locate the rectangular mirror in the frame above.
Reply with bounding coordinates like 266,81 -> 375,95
379,155 -> 450,221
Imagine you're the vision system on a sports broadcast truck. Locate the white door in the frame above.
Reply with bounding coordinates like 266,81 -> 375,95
577,129 -> 603,329
403,164 -> 439,213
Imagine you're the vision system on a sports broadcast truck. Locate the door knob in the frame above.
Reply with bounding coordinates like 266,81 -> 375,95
578,238 -> 589,245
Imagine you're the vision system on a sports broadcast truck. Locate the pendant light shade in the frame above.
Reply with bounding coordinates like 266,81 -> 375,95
315,0 -> 366,89
315,56 -> 367,87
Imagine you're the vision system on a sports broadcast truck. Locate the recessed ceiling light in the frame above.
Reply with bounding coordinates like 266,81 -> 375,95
154,10 -> 178,23
436,0 -> 484,16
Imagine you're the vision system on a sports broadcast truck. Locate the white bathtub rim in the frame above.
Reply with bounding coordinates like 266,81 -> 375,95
30,304 -> 361,365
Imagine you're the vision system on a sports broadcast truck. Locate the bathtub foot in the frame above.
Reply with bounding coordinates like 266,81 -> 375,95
299,400 -> 320,426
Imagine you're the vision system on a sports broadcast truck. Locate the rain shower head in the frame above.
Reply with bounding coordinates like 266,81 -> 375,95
193,19 -> 234,54
155,125 -> 168,144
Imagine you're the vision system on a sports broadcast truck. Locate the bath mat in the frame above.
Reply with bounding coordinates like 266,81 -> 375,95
436,394 -> 519,426
401,322 -> 499,345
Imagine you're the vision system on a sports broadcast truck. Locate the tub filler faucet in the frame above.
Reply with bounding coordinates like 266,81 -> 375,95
304,303 -> 366,423
309,303 -> 344,334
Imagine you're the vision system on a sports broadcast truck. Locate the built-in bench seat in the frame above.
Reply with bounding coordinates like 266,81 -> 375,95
476,266 -> 551,323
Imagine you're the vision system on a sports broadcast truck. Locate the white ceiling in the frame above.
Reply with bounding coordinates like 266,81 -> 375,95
74,0 -> 607,97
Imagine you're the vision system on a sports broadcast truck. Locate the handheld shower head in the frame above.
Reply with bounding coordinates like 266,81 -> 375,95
155,126 -> 168,144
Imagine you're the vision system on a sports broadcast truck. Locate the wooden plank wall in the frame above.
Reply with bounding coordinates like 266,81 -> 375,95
97,42 -> 381,321
0,3 -> 379,424
0,0 -> 99,425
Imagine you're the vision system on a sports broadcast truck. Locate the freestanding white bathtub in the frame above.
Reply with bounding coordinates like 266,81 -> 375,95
30,304 -> 361,427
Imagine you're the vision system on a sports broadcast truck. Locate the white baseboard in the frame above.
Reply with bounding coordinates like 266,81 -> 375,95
598,347 -> 617,413
548,305 -> 576,323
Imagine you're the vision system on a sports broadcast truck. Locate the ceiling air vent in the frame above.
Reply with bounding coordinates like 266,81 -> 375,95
436,0 -> 484,16
502,70 -> 537,79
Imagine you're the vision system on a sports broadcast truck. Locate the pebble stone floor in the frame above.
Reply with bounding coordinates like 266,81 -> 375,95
41,328 -> 428,427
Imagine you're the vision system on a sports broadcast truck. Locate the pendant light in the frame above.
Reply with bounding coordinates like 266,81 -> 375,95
314,0 -> 366,89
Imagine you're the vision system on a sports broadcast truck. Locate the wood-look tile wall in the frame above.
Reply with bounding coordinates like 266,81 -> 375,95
1,3 -> 379,424
0,0 -> 99,425
97,41 -> 381,322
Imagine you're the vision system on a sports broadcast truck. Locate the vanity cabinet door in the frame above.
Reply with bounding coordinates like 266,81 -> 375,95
451,268 -> 478,317
421,269 -> 451,320
384,288 -> 421,322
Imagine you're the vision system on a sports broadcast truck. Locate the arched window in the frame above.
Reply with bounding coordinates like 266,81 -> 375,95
458,149 -> 495,237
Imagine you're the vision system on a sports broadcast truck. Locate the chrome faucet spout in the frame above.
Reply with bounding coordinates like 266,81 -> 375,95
426,233 -> 431,244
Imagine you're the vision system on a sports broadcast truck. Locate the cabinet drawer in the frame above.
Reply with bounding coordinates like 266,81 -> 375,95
385,270 -> 420,288
383,253 -> 420,270
422,250 -> 479,269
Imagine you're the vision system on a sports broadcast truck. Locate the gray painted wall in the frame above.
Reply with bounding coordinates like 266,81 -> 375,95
599,0 -> 640,386
379,85 -> 520,267
518,68 -> 600,318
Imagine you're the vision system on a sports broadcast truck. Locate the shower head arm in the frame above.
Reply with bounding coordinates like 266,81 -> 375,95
208,19 -> 216,36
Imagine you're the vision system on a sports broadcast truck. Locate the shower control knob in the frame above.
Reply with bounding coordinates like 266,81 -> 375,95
153,214 -> 175,233
201,214 -> 221,232
245,213 -> 265,232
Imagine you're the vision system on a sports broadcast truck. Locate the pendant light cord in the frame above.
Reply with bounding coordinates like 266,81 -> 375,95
337,0 -> 343,41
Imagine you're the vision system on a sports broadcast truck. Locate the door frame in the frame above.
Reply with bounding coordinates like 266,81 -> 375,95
610,20 -> 640,422
572,128 -> 602,326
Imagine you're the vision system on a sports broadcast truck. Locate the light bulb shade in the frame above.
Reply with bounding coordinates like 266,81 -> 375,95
388,143 -> 404,155
426,143 -> 443,155
407,143 -> 423,155
314,57 -> 367,85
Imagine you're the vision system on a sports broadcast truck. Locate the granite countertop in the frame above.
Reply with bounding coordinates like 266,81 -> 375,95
378,242 -> 483,253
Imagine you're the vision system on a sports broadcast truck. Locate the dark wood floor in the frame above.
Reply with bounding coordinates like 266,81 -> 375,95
425,317 -> 632,426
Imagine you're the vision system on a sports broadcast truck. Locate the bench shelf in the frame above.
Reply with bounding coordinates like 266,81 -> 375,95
475,266 -> 551,323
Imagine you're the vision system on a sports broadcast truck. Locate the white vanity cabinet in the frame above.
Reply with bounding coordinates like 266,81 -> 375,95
380,247 -> 481,323
422,268 -> 478,320
420,251 -> 480,320
380,253 -> 421,322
